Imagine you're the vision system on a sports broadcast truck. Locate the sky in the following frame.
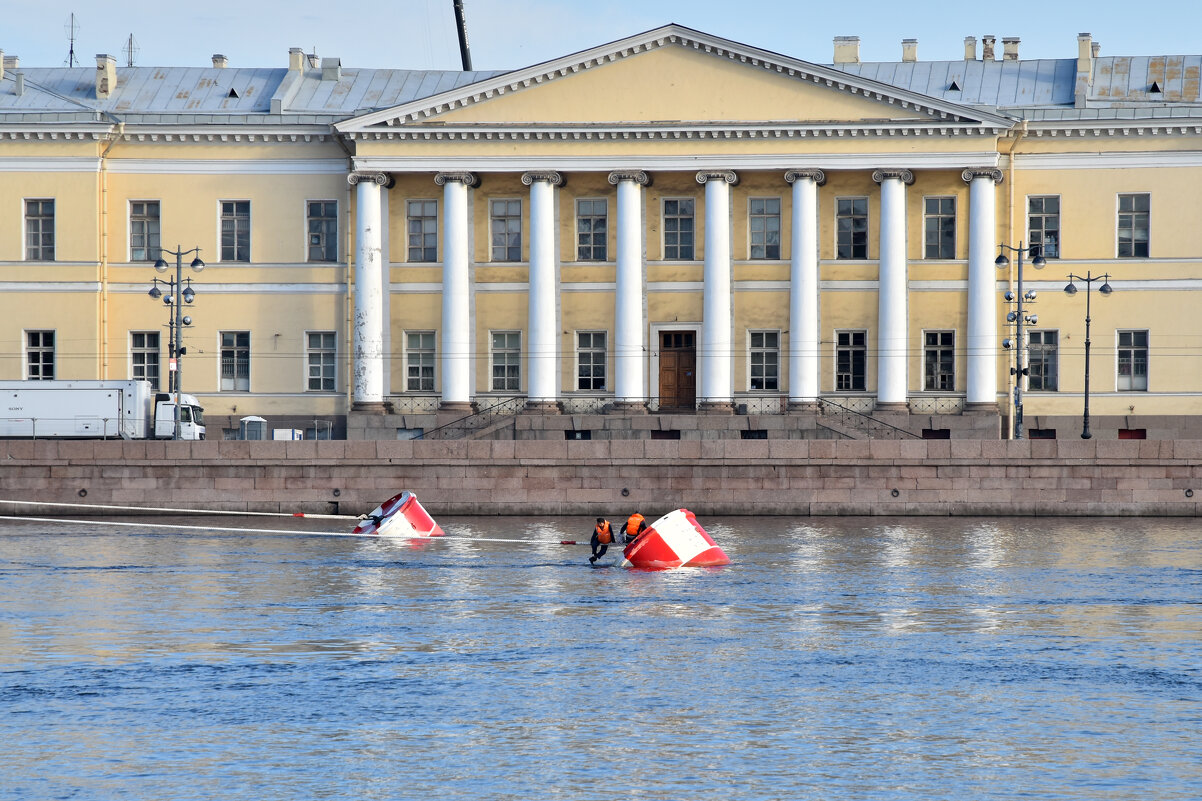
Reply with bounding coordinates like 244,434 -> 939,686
5,0 -> 1200,72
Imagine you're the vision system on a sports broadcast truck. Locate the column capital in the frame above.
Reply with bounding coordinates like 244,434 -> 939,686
784,169 -> 826,186
961,167 -> 1004,185
872,168 -> 914,185
435,171 -> 479,187
347,171 -> 394,188
521,170 -> 565,187
608,169 -> 652,187
696,169 -> 739,186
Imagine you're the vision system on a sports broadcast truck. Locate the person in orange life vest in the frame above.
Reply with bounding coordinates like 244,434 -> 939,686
589,517 -> 614,564
622,512 -> 647,544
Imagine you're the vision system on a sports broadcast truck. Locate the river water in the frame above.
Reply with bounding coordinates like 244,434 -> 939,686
2,514 -> 1200,800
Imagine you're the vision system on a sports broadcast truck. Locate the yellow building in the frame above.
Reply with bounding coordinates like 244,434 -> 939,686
2,26 -> 1200,440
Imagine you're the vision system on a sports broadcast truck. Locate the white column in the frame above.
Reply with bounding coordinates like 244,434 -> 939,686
609,170 -> 651,404
785,169 -> 825,404
873,169 -> 914,408
435,171 -> 477,409
696,170 -> 738,408
349,171 -> 388,409
964,168 -> 1003,407
522,171 -> 563,405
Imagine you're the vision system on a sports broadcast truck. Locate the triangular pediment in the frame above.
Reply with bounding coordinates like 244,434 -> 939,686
336,24 -> 1014,136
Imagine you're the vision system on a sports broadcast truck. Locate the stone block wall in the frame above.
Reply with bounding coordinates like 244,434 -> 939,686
1,439 -> 1201,518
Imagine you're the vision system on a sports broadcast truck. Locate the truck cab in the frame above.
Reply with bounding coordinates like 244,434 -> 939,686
154,393 -> 206,440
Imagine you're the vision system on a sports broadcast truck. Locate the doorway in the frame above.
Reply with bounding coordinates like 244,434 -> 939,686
658,331 -> 696,409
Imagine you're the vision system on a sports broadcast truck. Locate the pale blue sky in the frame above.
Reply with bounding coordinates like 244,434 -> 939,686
5,0 -> 1198,71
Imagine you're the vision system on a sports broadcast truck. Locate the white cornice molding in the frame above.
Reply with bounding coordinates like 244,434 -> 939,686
1013,150 -> 1202,170
0,125 -> 333,143
104,158 -> 349,175
353,151 -> 1002,174
0,157 -> 101,172
335,24 -> 1014,134
1026,121 -> 1202,139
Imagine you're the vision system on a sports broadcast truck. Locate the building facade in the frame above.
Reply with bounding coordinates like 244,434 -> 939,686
2,27 -> 1202,439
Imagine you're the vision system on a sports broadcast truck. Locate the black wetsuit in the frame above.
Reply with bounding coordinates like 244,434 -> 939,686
590,531 -> 609,561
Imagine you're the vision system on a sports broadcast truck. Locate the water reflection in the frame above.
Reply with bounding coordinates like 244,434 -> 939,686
2,515 -> 1200,800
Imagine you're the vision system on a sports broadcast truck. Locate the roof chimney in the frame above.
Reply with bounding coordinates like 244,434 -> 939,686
1003,37 -> 1020,61
833,36 -> 860,64
321,57 -> 342,81
1092,41 -> 1101,59
212,54 -> 228,69
15,72 -> 23,96
1077,33 -> 1094,70
982,35 -> 997,61
902,39 -> 917,63
95,53 -> 117,100
964,36 -> 977,60
289,47 -> 305,71
1074,33 -> 1094,109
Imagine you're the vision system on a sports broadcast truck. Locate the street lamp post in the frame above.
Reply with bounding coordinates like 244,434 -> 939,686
1063,271 -> 1113,439
995,243 -> 1045,439
149,246 -> 204,440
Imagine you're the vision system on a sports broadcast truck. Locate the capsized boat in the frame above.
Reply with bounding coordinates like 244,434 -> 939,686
351,491 -> 444,537
619,508 -> 730,569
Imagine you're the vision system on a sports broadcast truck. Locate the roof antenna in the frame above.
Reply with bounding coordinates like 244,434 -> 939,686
64,13 -> 79,67
123,33 -> 140,67
452,0 -> 473,71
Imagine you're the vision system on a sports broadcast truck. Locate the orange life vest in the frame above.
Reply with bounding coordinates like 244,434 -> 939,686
625,513 -> 645,537
594,520 -> 613,544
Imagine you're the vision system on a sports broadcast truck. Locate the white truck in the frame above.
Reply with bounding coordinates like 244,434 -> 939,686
0,380 -> 205,440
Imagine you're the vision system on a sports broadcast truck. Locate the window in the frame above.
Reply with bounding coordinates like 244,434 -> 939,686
576,199 -> 607,261
131,331 -> 160,390
836,197 -> 868,259
407,200 -> 437,262
749,197 -> 781,260
406,331 -> 436,392
1028,196 -> 1059,259
924,331 -> 955,391
923,197 -> 955,259
1027,330 -> 1058,391
26,331 -> 54,380
220,201 -> 250,262
663,198 -> 695,260
220,331 -> 250,391
130,201 -> 160,262
1117,330 -> 1148,391
491,331 -> 521,391
836,331 -> 867,391
307,201 -> 337,262
306,332 -> 336,391
577,331 -> 607,391
749,331 -> 779,391
1117,193 -> 1149,258
490,199 -> 521,261
25,200 -> 55,261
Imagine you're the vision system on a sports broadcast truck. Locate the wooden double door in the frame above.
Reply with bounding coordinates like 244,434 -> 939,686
658,331 -> 696,409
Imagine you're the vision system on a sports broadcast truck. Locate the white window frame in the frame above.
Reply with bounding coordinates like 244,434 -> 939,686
306,200 -> 338,263
835,196 -> 869,260
25,198 -> 55,262
575,330 -> 608,391
923,329 -> 956,392
1116,192 -> 1150,259
748,197 -> 782,260
219,200 -> 251,263
922,195 -> 956,260
489,198 -> 522,262
747,329 -> 780,392
305,331 -> 337,392
575,198 -> 608,262
490,330 -> 522,392
130,330 -> 161,390
835,329 -> 868,392
1027,195 -> 1061,260
129,200 -> 161,262
1026,329 -> 1058,392
1116,329 -> 1149,392
25,329 -> 55,380
405,330 -> 437,392
406,199 -> 438,263
219,331 -> 251,391
662,197 -> 696,261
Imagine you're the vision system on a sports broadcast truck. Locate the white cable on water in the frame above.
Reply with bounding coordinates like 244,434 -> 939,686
0,498 -> 357,520
0,515 -> 586,546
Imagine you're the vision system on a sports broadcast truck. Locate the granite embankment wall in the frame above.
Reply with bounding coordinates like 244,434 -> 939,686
1,438 -> 1201,517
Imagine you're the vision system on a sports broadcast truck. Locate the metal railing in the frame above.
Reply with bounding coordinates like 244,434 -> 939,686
417,396 -> 526,440
815,398 -> 922,439
386,395 -> 443,414
908,396 -> 966,415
